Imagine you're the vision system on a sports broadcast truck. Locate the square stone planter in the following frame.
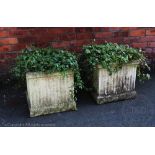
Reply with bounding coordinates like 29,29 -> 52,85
26,71 -> 76,117
92,62 -> 139,104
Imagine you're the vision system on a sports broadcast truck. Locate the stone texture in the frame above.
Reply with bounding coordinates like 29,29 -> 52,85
26,71 -> 76,117
92,62 -> 138,104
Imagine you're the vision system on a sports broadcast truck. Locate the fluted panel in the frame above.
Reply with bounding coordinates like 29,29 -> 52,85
26,71 -> 76,117
92,62 -> 138,104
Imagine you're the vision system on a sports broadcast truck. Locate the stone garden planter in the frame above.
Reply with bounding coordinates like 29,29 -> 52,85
92,62 -> 139,104
26,71 -> 76,117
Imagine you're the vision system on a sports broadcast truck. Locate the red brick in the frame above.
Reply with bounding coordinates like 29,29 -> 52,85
76,33 -> 93,40
48,28 -> 75,34
10,44 -> 27,51
17,27 -> 34,30
109,27 -> 121,31
0,54 -> 4,59
0,28 -> 6,31
70,40 -> 91,47
0,27 -> 17,31
60,33 -> 76,41
0,45 -> 11,52
29,28 -> 48,35
132,42 -> 147,48
36,35 -> 59,42
0,31 -> 9,37
95,39 -> 107,44
9,29 -> 31,37
146,29 -> 155,35
123,37 -> 139,44
122,31 -> 129,37
75,28 -> 92,33
1,27 -> 155,75
0,38 -> 18,45
18,37 -> 36,43
95,32 -> 113,38
101,27 -> 110,32
106,37 -> 124,44
138,36 -> 155,42
112,37 -> 124,43
94,37 -> 124,44
35,42 -> 50,48
52,41 -> 70,48
123,37 -> 130,44
114,31 -> 128,37
92,27 -> 102,32
148,42 -> 155,47
129,29 -> 145,36
1,53 -> 18,59
30,30 -> 54,42
121,27 -> 130,31
114,32 -> 120,37
128,27 -> 138,30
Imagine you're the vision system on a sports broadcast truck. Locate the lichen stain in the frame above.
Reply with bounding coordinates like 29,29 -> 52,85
92,63 -> 137,104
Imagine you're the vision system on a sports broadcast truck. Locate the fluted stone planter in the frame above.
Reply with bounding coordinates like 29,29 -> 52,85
92,62 -> 139,104
26,71 -> 76,117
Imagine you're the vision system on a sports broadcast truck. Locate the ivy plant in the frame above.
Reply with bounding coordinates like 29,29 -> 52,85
12,46 -> 83,95
80,42 -> 150,88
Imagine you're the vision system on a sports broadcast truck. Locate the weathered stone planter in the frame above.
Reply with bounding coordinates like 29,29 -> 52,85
92,62 -> 139,104
26,71 -> 76,117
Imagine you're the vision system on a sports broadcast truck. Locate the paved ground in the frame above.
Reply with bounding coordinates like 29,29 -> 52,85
0,73 -> 155,127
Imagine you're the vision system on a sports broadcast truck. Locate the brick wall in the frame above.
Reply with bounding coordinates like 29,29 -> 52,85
0,27 -> 155,75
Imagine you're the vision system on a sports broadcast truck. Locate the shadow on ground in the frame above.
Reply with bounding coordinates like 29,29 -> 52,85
0,73 -> 155,127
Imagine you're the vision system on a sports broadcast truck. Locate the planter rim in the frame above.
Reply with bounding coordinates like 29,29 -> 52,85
97,61 -> 139,69
26,70 -> 73,79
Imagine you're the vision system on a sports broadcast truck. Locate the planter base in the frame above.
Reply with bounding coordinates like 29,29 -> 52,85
27,93 -> 77,117
92,91 -> 137,104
